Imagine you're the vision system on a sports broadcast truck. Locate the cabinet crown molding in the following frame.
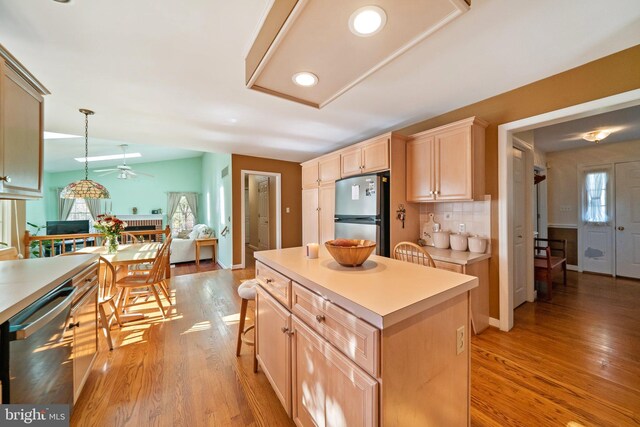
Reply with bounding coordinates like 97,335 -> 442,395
0,44 -> 50,95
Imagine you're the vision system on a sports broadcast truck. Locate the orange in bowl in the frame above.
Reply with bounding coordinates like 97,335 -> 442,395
324,239 -> 376,267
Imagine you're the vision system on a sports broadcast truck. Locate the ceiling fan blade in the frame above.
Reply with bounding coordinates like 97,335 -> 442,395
97,171 -> 117,177
135,171 -> 154,177
94,168 -> 118,172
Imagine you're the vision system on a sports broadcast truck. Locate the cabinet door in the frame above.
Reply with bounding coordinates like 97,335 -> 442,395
292,317 -> 326,427
302,162 -> 319,189
406,135 -> 435,202
302,188 -> 319,245
435,127 -> 472,200
0,64 -> 43,198
256,286 -> 292,415
324,330 -> 378,427
318,183 -> 335,244
72,285 -> 98,403
318,154 -> 341,184
341,147 -> 362,177
362,137 -> 389,173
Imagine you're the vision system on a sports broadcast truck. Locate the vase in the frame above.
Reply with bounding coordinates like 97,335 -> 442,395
106,235 -> 119,254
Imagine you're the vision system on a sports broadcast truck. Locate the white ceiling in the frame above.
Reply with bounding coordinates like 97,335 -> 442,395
532,105 -> 640,153
0,0 -> 639,166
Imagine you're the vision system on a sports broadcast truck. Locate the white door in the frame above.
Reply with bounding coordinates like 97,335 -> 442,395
581,167 -> 613,275
616,161 -> 640,279
245,187 -> 250,243
513,147 -> 527,307
258,178 -> 270,250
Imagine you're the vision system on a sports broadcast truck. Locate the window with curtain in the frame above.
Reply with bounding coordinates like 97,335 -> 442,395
67,199 -> 93,222
583,170 -> 609,224
171,196 -> 196,231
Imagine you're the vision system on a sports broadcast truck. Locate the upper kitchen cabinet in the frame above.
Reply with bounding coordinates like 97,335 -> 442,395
301,153 -> 341,189
341,135 -> 389,177
0,45 -> 49,200
407,117 -> 487,202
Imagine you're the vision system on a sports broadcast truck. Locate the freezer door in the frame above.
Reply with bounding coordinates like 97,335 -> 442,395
335,174 -> 379,217
334,222 -> 381,255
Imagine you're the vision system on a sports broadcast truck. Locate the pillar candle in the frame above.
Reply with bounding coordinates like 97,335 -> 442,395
306,243 -> 319,259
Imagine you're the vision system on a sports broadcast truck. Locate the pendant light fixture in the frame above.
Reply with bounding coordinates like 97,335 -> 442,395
60,109 -> 111,199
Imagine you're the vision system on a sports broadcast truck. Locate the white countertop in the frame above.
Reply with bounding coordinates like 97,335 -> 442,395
423,246 -> 491,265
0,255 -> 98,324
255,247 -> 477,329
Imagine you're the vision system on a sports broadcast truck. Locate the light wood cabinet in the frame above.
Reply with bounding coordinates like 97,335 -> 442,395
0,47 -> 48,200
407,117 -> 487,202
301,154 -> 340,189
256,286 -> 292,415
71,285 -> 98,403
433,257 -> 490,334
341,136 -> 389,177
302,184 -> 335,246
292,317 -> 378,427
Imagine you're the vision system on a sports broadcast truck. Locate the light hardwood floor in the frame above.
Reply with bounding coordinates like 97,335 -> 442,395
71,269 -> 640,427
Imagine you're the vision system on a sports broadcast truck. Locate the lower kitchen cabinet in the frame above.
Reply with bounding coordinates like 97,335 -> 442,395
292,317 -> 377,427
256,286 -> 292,415
71,284 -> 98,403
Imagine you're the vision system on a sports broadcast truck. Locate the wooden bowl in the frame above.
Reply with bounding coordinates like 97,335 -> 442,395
324,239 -> 376,267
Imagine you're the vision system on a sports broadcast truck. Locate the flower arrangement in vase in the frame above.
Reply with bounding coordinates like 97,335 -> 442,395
94,214 -> 128,254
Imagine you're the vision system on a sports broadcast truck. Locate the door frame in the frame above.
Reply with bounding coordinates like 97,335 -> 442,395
498,88 -> 640,331
240,170 -> 282,269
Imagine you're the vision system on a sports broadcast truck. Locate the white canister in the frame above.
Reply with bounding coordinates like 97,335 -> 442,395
433,230 -> 450,249
450,233 -> 468,251
468,236 -> 487,254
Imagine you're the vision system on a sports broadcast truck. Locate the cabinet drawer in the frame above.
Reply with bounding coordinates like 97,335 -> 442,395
71,263 -> 99,299
256,261 -> 292,308
433,260 -> 464,274
292,282 -> 379,377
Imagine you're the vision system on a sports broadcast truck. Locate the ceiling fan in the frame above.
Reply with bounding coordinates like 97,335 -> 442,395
94,145 -> 154,180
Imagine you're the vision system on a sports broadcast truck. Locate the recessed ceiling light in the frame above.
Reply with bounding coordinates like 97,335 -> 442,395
292,72 -> 318,87
75,152 -> 142,162
583,130 -> 612,144
349,6 -> 387,37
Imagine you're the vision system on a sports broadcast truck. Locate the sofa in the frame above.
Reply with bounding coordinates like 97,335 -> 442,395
170,224 -> 215,264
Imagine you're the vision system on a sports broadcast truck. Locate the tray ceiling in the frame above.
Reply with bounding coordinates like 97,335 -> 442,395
246,0 -> 469,108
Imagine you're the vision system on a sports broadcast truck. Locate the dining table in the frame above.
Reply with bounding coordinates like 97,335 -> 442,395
76,242 -> 169,322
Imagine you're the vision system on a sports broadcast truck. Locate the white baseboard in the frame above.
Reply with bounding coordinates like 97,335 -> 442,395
216,260 -> 229,269
567,264 -> 581,272
232,263 -> 244,270
489,317 -> 500,328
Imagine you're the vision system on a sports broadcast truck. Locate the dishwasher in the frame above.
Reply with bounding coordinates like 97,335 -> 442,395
0,281 -> 78,405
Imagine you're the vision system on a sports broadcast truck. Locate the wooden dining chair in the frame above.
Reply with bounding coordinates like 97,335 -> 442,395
97,256 -> 123,350
121,232 -> 143,244
116,240 -> 172,319
127,238 -> 172,297
393,242 -> 436,268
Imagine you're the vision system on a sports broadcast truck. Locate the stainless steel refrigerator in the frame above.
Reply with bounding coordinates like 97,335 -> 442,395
334,172 -> 390,256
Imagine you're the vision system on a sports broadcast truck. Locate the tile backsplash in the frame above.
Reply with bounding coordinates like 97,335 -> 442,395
419,196 -> 491,239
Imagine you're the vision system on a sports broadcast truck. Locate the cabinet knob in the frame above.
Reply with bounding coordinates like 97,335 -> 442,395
316,207 -> 321,211
429,190 -> 434,195
280,326 -> 294,336
617,226 -> 625,231
0,176 -> 11,183
315,314 -> 325,323
434,190 -> 440,196
68,321 -> 80,329
265,278 -> 273,284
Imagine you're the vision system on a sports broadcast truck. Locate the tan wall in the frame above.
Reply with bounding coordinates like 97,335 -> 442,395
546,139 -> 640,226
232,155 -> 302,265
399,44 -> 640,319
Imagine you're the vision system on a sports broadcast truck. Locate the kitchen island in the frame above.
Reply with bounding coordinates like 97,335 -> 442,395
254,246 -> 477,427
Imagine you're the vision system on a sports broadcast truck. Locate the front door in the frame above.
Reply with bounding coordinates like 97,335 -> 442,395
513,147 -> 527,307
616,161 -> 640,279
581,166 -> 613,275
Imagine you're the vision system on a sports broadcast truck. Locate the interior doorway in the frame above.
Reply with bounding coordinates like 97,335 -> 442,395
240,170 -> 282,269
498,88 -> 640,331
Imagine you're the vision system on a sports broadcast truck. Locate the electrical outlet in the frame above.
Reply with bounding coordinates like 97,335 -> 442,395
444,212 -> 452,220
458,223 -> 466,233
456,326 -> 465,355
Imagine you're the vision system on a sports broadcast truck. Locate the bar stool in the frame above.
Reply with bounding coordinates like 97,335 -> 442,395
236,279 -> 258,372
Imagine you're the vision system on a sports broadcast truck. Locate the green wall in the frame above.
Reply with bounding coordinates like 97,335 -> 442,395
201,152 -> 233,268
26,156 -> 204,228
